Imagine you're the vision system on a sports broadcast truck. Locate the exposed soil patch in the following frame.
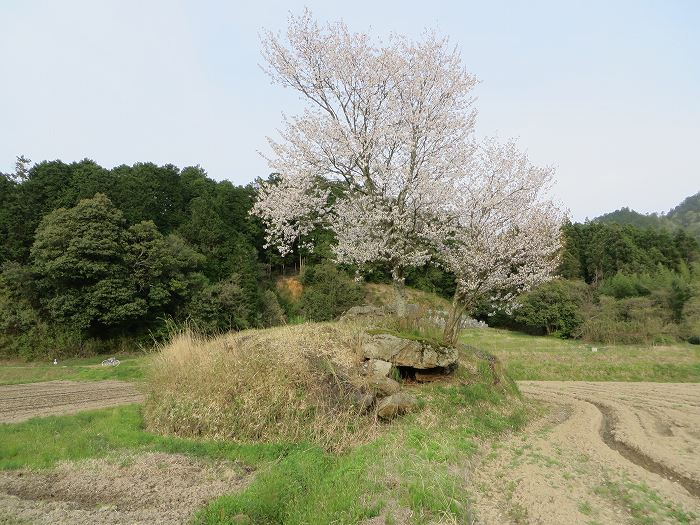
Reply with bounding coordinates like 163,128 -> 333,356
594,400 -> 700,498
0,380 -> 144,423
0,452 -> 252,525
471,381 -> 700,524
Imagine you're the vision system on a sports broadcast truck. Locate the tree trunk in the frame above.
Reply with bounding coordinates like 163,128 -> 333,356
443,294 -> 467,346
392,268 -> 407,318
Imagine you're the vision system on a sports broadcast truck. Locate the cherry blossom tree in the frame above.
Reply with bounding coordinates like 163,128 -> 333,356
253,10 -> 477,315
254,11 -> 564,332
436,139 -> 565,345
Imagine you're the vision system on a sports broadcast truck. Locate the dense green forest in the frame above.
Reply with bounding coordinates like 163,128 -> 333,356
1,157 -> 699,358
496,221 -> 700,344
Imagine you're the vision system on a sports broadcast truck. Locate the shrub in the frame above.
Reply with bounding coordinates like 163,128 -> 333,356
259,289 -> 286,327
598,272 -> 652,299
513,280 -> 589,337
680,293 -> 700,342
599,267 -> 693,322
576,296 -> 679,344
187,274 -> 251,333
0,320 -> 134,360
299,263 -> 364,321
275,277 -> 303,320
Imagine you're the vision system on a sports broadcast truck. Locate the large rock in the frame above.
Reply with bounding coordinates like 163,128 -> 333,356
365,359 -> 392,378
376,392 -> 418,420
367,376 -> 401,396
363,333 -> 458,369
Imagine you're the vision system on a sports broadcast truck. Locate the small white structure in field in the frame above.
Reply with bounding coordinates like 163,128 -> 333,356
591,347 -> 598,353
53,358 -> 58,365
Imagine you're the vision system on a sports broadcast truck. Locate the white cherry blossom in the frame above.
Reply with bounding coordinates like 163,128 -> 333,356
253,11 -> 564,330
436,138 -> 565,343
253,9 -> 478,313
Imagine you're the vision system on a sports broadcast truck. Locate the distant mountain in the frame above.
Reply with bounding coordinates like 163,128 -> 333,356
668,192 -> 700,241
595,207 -> 674,230
593,191 -> 700,241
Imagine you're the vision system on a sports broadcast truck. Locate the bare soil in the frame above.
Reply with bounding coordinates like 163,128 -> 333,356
472,381 -> 700,524
0,452 -> 252,525
2,379 -> 699,524
0,380 -> 144,423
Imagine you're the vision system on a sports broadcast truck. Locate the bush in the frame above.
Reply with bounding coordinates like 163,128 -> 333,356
598,272 -> 652,299
187,274 -> 251,334
259,289 -> 286,327
513,280 -> 589,337
275,277 -> 303,320
0,320 -> 134,360
299,263 -> 364,321
680,293 -> 700,342
599,267 -> 693,322
576,296 -> 679,344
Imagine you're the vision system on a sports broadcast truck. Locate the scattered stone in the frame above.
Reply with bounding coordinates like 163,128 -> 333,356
376,392 -> 418,420
363,333 -> 458,369
340,305 -> 386,322
350,391 -> 376,412
368,376 -> 401,397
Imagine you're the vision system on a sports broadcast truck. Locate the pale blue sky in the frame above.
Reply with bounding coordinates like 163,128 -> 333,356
1,0 -> 698,220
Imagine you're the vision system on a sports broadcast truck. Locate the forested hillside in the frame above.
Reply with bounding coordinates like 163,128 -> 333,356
594,191 -> 700,241
668,192 -> 700,241
1,157 -> 700,358
0,158 -> 439,358
492,221 -> 700,344
0,159 -> 285,357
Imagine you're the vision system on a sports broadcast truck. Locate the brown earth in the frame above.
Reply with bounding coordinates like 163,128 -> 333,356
2,378 -> 699,524
472,381 -> 700,524
0,452 -> 252,525
276,275 -> 303,300
0,380 -> 144,423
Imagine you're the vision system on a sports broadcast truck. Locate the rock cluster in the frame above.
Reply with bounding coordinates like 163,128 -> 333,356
363,333 -> 458,369
358,332 -> 459,420
339,305 -> 387,322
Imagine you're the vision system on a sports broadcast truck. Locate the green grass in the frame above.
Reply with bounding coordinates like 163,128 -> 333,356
195,405 -> 525,525
578,500 -> 593,516
461,328 -> 700,382
0,354 -> 151,385
594,478 -> 697,525
194,351 -> 527,525
0,404 -> 292,471
0,343 -> 527,525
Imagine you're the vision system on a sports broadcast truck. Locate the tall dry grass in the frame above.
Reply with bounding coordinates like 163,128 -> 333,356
144,323 -> 380,451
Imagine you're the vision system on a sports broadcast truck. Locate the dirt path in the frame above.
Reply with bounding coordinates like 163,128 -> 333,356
472,381 -> 700,525
0,380 -> 144,423
0,452 -> 252,525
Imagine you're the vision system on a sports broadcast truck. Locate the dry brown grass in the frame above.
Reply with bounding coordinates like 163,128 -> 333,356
144,323 -> 381,451
364,283 -> 451,311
